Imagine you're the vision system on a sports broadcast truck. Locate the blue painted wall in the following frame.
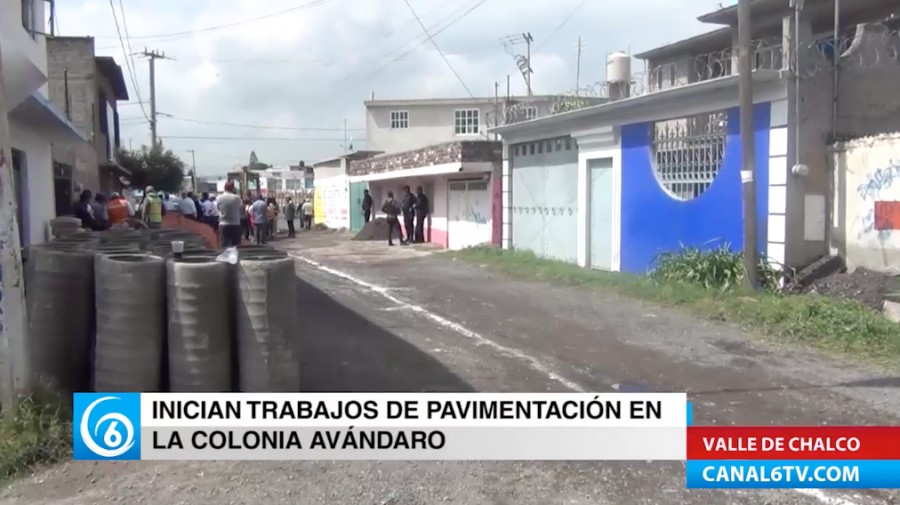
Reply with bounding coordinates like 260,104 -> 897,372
619,103 -> 771,274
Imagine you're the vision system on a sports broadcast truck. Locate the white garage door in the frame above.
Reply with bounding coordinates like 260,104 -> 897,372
448,179 -> 491,250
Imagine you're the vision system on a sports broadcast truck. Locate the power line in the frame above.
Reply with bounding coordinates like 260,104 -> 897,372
160,136 -> 365,141
324,0 -> 488,98
108,0 -> 149,122
534,0 -> 589,53
402,0 -> 476,98
158,115 -> 365,132
95,0 -> 334,43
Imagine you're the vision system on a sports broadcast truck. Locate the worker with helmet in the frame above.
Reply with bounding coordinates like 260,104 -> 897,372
141,186 -> 166,228
106,191 -> 134,227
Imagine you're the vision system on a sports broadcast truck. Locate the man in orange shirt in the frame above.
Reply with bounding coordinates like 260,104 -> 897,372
106,192 -> 134,228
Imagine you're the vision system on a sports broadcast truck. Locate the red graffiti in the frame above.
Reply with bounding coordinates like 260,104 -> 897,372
874,201 -> 900,231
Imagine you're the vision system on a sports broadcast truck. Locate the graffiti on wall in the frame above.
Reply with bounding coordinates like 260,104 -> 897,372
854,159 -> 900,239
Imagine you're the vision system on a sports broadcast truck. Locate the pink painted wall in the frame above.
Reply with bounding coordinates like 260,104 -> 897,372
370,176 -> 448,248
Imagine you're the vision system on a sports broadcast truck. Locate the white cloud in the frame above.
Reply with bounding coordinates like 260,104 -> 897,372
55,0 -> 725,176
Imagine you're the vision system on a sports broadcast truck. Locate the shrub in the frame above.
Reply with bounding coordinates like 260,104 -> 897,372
0,394 -> 72,481
651,243 -> 780,292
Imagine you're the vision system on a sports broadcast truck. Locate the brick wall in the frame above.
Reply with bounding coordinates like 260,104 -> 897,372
349,141 -> 501,176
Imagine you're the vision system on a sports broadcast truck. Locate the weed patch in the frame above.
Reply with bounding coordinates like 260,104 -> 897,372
453,247 -> 900,365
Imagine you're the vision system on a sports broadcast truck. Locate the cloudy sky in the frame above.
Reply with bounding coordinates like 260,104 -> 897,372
56,0 -> 729,177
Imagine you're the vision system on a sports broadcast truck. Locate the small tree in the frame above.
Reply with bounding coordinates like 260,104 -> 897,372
118,144 -> 186,193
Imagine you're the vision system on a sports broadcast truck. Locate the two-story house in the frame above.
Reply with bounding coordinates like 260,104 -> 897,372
46,36 -> 130,211
3,0 -> 89,246
346,95 -> 584,248
488,0 -> 900,276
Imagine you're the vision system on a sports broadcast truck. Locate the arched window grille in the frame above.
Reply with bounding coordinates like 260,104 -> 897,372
650,111 -> 727,200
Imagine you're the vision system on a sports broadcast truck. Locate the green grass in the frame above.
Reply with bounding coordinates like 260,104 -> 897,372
452,246 -> 900,366
0,394 -> 72,482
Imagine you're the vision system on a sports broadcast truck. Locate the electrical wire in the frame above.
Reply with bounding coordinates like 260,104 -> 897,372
96,0 -> 334,42
159,136 -> 364,141
402,0 -> 476,98
323,0 -> 489,98
118,0 -> 143,106
158,115 -> 365,132
108,0 -> 150,122
534,0 -> 589,53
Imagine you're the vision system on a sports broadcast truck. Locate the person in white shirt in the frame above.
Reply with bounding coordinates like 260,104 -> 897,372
179,192 -> 197,220
201,192 -> 219,229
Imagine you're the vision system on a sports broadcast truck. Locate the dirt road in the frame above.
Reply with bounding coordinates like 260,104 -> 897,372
3,235 -> 898,504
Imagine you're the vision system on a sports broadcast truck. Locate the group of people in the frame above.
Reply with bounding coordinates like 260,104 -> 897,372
375,185 -> 430,247
72,189 -> 138,231
211,182 -> 315,247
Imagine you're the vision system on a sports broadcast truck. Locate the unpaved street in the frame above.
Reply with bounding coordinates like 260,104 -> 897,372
3,234 -> 899,505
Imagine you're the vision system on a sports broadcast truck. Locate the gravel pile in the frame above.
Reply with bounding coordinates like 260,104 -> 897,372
800,267 -> 893,312
352,217 -> 391,241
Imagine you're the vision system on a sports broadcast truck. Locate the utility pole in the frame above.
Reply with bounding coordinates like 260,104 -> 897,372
738,0 -> 758,290
343,118 -> 347,154
524,32 -> 533,96
575,36 -> 583,94
141,49 -> 171,148
0,37 -> 31,412
187,149 -> 197,193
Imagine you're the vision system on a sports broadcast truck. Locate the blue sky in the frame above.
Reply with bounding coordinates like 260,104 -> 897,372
58,0 -> 726,176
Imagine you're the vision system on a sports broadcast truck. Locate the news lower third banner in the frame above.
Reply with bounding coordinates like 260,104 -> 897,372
72,392 -> 687,461
685,427 -> 900,489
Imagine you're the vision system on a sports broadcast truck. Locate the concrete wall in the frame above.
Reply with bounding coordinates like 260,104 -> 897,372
783,17 -> 900,269
2,0 -> 48,96
831,134 -> 900,274
9,123 -> 54,245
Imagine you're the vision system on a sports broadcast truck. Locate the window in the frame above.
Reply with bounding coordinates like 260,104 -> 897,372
390,110 -> 408,129
523,107 -> 537,121
22,0 -> 36,38
651,111 -> 727,201
454,109 -> 480,135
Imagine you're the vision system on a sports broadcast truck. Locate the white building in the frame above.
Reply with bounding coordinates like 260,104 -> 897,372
364,96 -> 598,154
2,0 -> 88,245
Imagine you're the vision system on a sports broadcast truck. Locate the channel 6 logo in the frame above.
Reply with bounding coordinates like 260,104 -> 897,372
72,393 -> 141,460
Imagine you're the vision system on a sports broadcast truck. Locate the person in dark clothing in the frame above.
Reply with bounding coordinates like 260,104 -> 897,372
73,190 -> 100,230
381,191 -> 402,246
413,186 -> 429,243
361,189 -> 373,223
189,192 -> 203,221
400,185 -> 415,244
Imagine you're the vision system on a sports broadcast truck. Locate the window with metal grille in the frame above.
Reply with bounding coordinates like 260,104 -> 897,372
523,107 -> 537,120
454,109 -> 480,135
650,111 -> 727,201
390,110 -> 408,129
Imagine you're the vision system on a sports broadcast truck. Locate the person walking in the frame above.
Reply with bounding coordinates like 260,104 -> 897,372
242,197 -> 252,241
301,198 -> 313,230
381,191 -> 402,246
414,186 -> 430,243
142,186 -> 165,228
251,195 -> 268,244
179,192 -> 197,220
106,192 -> 133,228
216,181 -> 244,247
266,198 -> 277,239
361,189 -> 373,223
400,185 -> 415,245
90,192 -> 110,230
284,196 -> 297,238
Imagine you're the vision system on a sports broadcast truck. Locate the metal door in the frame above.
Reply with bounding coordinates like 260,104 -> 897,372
511,158 -> 545,255
349,181 -> 367,232
589,158 -> 614,270
542,138 -> 578,263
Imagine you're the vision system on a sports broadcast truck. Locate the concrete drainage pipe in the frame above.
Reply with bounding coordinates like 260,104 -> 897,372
93,254 -> 167,392
166,257 -> 233,392
234,256 -> 299,392
25,247 -> 95,393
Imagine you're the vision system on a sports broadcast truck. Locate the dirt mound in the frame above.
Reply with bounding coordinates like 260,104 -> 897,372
800,267 -> 893,312
353,218 -> 391,241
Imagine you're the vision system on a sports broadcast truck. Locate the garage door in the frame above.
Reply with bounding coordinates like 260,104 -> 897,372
448,179 -> 491,250
510,136 -> 578,263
